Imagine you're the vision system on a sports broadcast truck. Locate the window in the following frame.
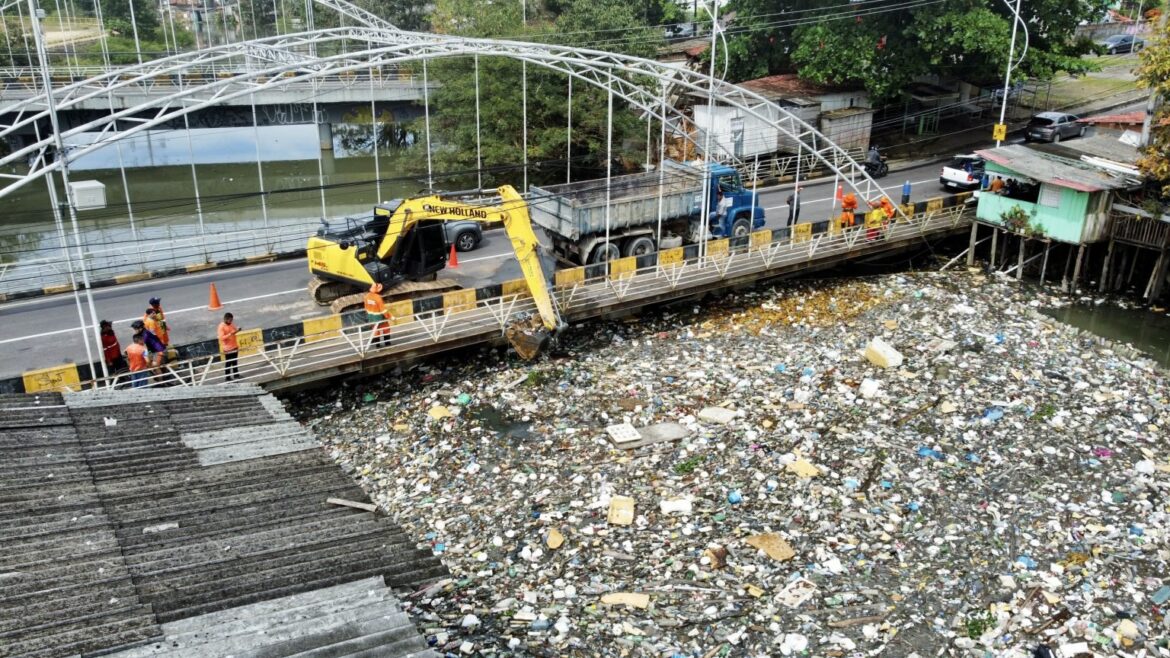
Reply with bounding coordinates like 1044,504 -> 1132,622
1038,185 -> 1061,207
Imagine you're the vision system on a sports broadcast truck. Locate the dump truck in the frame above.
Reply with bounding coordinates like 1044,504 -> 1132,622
529,160 -> 765,265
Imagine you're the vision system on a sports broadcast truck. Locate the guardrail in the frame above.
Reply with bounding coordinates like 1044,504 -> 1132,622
0,219 -> 319,299
0,66 -> 427,99
735,148 -> 867,186
9,194 -> 975,395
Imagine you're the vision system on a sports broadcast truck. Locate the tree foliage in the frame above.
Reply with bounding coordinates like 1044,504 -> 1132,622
423,0 -> 663,185
723,0 -> 1110,103
1137,19 -> 1170,193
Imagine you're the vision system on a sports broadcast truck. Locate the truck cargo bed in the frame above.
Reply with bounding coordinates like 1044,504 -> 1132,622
529,161 -> 704,240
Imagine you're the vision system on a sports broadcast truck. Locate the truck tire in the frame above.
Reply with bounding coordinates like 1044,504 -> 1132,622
622,236 -> 655,257
588,242 -> 620,264
731,218 -> 751,238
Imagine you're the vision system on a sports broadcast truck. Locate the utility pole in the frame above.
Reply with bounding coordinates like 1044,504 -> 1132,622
995,0 -> 1021,147
27,0 -> 108,381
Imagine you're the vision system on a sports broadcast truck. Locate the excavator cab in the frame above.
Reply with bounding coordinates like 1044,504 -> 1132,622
380,219 -> 449,282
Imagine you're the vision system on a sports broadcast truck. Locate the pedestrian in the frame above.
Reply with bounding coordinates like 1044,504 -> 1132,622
126,333 -> 150,388
131,319 -> 168,384
145,297 -> 169,346
364,283 -> 392,347
786,187 -> 801,228
99,320 -> 127,374
841,192 -> 859,225
217,312 -> 241,381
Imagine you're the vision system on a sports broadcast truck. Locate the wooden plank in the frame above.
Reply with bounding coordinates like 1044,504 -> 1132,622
326,497 -> 378,513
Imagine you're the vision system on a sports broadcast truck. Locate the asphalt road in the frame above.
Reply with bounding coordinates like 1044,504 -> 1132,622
0,160 -> 955,379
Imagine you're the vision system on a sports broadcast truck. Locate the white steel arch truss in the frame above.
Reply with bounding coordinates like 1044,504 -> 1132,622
0,27 -> 901,218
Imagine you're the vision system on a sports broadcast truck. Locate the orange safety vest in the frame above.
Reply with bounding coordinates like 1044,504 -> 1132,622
880,199 -> 895,220
144,310 -> 169,346
841,194 -> 858,212
364,291 -> 387,318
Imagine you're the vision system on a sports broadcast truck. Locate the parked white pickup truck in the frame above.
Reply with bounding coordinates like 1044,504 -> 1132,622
939,155 -> 985,191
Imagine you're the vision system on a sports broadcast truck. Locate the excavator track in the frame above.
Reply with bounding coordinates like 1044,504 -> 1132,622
328,278 -> 463,315
308,276 -> 358,306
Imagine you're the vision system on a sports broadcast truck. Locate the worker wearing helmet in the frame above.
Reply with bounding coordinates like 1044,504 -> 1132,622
144,297 -> 169,346
879,196 -> 896,221
364,283 -> 392,347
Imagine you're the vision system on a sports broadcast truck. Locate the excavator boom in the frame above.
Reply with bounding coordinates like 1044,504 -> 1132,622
309,185 -> 562,359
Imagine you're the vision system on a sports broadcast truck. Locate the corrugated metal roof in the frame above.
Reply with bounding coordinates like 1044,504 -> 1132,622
1,385 -> 444,658
974,144 -> 1137,192
1029,134 -> 1142,167
737,74 -> 859,101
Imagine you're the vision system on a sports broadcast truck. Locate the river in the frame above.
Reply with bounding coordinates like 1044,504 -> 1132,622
1044,302 -> 1170,367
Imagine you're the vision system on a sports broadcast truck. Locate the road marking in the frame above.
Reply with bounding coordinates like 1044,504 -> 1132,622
0,287 -> 306,345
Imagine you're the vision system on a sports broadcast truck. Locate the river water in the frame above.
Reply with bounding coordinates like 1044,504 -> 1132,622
1044,302 -> 1170,367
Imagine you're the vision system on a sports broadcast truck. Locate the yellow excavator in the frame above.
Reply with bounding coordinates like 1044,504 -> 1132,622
306,185 -> 562,359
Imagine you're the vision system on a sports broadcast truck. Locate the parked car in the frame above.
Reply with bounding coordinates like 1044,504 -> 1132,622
939,154 -> 985,191
1097,34 -> 1145,55
444,220 -> 483,252
1025,112 -> 1084,143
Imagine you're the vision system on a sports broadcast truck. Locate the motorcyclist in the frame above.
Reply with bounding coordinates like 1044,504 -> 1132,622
866,146 -> 883,167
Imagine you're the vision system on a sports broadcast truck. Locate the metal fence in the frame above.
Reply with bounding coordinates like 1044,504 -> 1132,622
72,204 -> 973,392
0,218 -> 319,295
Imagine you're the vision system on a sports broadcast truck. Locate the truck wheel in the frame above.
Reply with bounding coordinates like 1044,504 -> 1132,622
588,242 -> 620,264
623,236 -> 655,257
731,218 -> 751,238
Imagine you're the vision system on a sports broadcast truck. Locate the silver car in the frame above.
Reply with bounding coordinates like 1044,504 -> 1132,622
1025,112 -> 1084,143
443,220 -> 483,252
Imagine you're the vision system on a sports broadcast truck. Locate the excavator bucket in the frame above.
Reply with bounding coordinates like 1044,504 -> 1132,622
504,316 -> 551,361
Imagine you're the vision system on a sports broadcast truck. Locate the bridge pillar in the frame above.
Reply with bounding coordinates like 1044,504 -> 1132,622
319,122 -> 333,151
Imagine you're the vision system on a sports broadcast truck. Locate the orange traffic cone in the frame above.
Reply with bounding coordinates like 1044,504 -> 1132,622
208,283 -> 223,310
448,244 -> 459,268
835,184 -> 844,202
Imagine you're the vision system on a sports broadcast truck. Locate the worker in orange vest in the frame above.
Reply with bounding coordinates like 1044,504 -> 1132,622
841,193 -> 859,225
879,196 -> 896,221
364,283 -> 392,347
838,209 -> 855,230
144,297 -> 169,346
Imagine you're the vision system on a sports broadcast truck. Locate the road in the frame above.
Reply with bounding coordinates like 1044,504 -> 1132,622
0,160 -> 955,379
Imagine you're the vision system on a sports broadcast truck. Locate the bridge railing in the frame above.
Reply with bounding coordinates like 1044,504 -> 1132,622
22,199 -> 973,394
0,219 -> 318,297
0,65 -> 425,95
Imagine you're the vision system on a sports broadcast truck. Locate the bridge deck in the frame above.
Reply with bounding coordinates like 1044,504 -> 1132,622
38,201 -> 972,394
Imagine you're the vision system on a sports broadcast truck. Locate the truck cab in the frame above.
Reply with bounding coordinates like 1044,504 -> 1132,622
703,164 -> 766,239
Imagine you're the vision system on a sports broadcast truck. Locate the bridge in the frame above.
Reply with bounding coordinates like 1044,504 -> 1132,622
0,0 -> 954,395
0,65 -> 432,109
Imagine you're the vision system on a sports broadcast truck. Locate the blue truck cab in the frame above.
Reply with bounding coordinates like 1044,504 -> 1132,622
701,164 -> 766,239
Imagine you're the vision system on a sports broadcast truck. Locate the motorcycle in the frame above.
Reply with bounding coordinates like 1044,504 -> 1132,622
863,146 -> 889,178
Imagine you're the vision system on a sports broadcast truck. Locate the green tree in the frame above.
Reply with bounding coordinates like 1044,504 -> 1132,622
1137,19 -> 1170,193
721,0 -> 1109,103
97,0 -> 160,39
424,0 -> 662,185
